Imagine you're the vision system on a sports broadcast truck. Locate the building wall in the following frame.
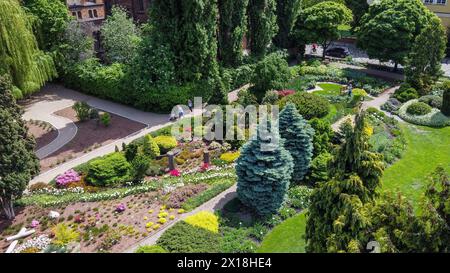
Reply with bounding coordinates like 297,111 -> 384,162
423,1 -> 450,28
67,0 -> 105,23
104,0 -> 151,23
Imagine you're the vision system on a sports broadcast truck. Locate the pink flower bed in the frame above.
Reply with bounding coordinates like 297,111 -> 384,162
277,90 -> 295,98
56,169 -> 81,187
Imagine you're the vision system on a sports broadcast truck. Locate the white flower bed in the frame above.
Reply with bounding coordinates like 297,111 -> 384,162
14,235 -> 52,253
25,187 -> 84,197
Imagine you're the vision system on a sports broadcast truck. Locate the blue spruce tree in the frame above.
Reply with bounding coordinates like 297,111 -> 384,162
279,103 -> 314,182
236,120 -> 294,216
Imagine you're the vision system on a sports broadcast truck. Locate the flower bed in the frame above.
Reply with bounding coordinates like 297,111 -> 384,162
398,100 -> 450,128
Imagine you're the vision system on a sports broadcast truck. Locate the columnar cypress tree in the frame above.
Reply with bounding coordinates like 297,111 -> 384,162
273,0 -> 301,48
0,0 -> 56,98
278,103 -> 314,182
218,0 -> 249,67
443,82 -> 450,116
306,111 -> 384,252
248,0 -> 278,58
0,76 -> 39,219
236,121 -> 293,216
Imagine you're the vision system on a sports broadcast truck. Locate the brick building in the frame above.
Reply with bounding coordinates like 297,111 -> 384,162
67,0 -> 106,23
104,0 -> 152,23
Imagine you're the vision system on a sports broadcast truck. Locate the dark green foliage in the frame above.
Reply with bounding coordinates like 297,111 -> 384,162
286,185 -> 313,210
72,102 -> 91,122
418,95 -> 443,110
0,76 -> 39,219
250,52 -> 290,100
218,0 -> 249,67
274,0 -> 302,48
130,155 -> 151,183
248,0 -> 278,57
86,153 -> 131,187
357,0 -> 433,67
279,103 -> 314,182
236,122 -> 294,216
292,1 -> 352,59
393,83 -> 419,103
344,0 -> 369,29
308,118 -> 333,156
405,16 -> 446,94
442,81 -> 450,116
124,143 -> 139,162
23,0 -> 70,51
219,226 -> 258,253
279,92 -> 330,120
406,102 -> 432,116
157,221 -> 220,253
306,152 -> 332,186
100,112 -> 111,127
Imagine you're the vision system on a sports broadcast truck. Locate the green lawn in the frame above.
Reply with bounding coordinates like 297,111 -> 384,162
314,83 -> 343,96
257,212 -> 307,253
382,124 -> 450,207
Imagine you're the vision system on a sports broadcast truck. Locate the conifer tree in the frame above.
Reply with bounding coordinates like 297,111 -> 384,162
278,103 -> 314,182
236,121 -> 293,216
248,0 -> 278,58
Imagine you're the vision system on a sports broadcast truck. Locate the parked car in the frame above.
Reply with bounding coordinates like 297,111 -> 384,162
325,47 -> 350,58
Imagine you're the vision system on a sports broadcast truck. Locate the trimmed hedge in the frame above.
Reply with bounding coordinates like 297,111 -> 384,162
406,102 -> 432,116
85,152 -> 131,187
279,92 -> 330,120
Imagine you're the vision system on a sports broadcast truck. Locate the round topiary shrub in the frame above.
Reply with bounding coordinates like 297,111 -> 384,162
279,92 -> 330,120
406,102 -> 432,116
153,135 -> 177,154
419,95 -> 442,109
393,84 -> 419,103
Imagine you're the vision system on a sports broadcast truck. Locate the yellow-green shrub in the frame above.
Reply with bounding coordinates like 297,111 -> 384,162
154,136 -> 177,154
220,151 -> 240,163
184,211 -> 219,233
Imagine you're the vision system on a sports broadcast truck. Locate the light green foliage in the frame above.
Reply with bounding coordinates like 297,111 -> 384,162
308,118 -> 333,156
405,16 -> 446,94
142,135 -> 160,158
58,20 -> 94,68
279,92 -> 330,120
100,112 -> 111,127
236,122 -> 294,216
153,135 -> 177,154
135,245 -> 168,253
184,211 -> 219,233
248,0 -> 278,57
406,102 -> 432,116
52,223 -> 79,247
398,100 -> 450,127
0,76 -> 39,219
357,0 -> 433,67
393,83 -> 419,103
86,152 -> 131,187
0,0 -> 57,97
292,1 -> 352,58
279,103 -> 314,182
101,6 -> 141,65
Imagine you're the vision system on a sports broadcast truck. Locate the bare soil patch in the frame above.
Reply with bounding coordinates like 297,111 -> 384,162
39,107 -> 146,172
26,121 -> 58,150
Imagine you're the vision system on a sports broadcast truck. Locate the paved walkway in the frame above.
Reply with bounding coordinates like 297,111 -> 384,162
26,84 -> 199,185
124,185 -> 237,253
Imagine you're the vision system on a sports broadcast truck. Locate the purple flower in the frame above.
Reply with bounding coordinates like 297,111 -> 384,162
56,169 -> 81,187
116,203 -> 126,213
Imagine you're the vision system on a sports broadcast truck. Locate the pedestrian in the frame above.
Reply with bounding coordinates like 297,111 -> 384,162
169,111 -> 177,122
312,43 -> 317,54
177,105 -> 184,119
347,83 -> 353,98
188,99 -> 193,112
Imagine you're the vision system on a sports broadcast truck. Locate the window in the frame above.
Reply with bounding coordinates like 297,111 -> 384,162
424,0 -> 434,3
93,9 -> 98,18
72,12 -> 76,17
88,10 -> 93,18
77,11 -> 82,19
437,0 -> 446,4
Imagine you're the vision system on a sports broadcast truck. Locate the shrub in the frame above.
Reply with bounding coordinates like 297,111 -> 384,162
261,90 -> 279,105
236,88 -> 258,107
141,135 -> 160,158
279,92 -> 330,120
250,52 -> 290,100
393,84 -> 419,103
419,95 -> 443,109
130,155 -> 150,183
398,100 -> 450,127
219,152 -> 240,164
100,112 -> 111,126
381,98 -> 402,113
154,136 -> 177,154
86,152 -> 131,187
287,185 -> 313,210
184,211 -> 219,233
72,101 -> 91,121
52,223 -> 79,247
219,227 -> 257,253
406,102 -> 432,116
306,152 -> 333,185
135,245 -> 167,253
156,221 -> 220,253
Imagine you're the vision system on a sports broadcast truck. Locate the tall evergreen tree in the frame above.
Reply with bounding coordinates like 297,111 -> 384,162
0,76 -> 39,219
273,0 -> 302,48
405,16 -> 446,95
443,81 -> 450,116
0,0 -> 56,98
279,103 -> 314,182
306,111 -> 384,252
218,0 -> 249,67
236,121 -> 293,216
248,0 -> 278,58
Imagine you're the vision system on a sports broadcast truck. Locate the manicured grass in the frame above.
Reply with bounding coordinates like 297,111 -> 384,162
314,83 -> 343,96
382,124 -> 450,207
257,212 -> 307,253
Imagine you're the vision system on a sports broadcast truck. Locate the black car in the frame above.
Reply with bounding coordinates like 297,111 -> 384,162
325,47 -> 350,58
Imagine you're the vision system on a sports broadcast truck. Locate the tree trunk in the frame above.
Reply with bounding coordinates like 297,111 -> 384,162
322,42 -> 328,60
0,197 -> 15,220
393,62 -> 398,72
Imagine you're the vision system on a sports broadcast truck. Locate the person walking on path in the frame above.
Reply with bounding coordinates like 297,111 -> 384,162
188,99 -> 193,112
177,105 -> 185,119
347,83 -> 353,98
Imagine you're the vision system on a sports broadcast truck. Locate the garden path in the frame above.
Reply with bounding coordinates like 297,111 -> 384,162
124,184 -> 238,253
25,84 -> 201,185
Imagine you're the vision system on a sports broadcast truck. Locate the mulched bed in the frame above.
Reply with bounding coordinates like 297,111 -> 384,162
39,107 -> 146,172
26,121 -> 58,150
